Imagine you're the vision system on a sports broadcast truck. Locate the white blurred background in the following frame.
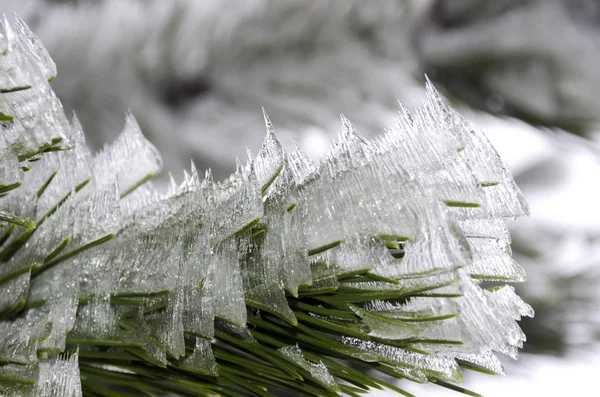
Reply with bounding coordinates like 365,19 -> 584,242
2,0 -> 599,395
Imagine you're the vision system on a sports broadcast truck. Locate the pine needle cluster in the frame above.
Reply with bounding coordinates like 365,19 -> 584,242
0,16 -> 532,397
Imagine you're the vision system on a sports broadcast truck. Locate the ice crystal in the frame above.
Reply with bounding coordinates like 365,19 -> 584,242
35,351 -> 81,397
0,17 -> 533,397
278,344 -> 339,393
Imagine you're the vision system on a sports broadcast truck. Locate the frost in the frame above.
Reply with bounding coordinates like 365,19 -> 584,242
0,363 -> 38,396
12,16 -> 56,82
91,112 -> 163,196
210,239 -> 247,326
487,284 -> 535,320
35,113 -> 93,218
35,351 -> 81,397
458,218 -> 510,241
453,349 -> 506,376
287,141 -> 317,185
466,237 -> 526,281
0,309 -> 50,367
240,232 -> 297,324
179,337 -> 217,376
0,15 -> 71,160
349,303 -> 420,340
0,17 -> 533,396
341,337 -> 464,383
278,345 -> 339,393
254,109 -> 286,196
451,271 -> 530,359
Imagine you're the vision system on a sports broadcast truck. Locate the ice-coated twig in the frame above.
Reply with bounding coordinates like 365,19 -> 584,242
0,16 -> 532,397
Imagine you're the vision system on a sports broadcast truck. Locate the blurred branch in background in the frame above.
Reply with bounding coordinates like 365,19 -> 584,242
416,0 -> 600,137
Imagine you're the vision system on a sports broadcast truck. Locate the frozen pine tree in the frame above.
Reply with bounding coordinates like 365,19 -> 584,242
0,16 -> 532,397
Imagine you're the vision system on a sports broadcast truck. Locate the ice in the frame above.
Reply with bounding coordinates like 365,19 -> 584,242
109,220 -> 182,295
0,271 -> 30,316
258,157 -> 311,296
141,288 -> 186,359
458,218 -> 510,241
336,269 -> 460,296
452,270 -> 530,359
311,237 -> 395,278
70,293 -> 115,339
422,80 -> 529,218
458,126 -> 530,218
24,194 -> 78,299
1,190 -> 79,318
239,233 -> 296,324
402,276 -> 532,367
207,160 -> 262,241
379,113 -> 484,208
191,161 -> 262,327
179,337 -> 217,376
341,337 -> 464,383
294,160 -> 419,250
215,320 -> 258,344
348,303 -> 420,340
270,199 -> 313,296
118,181 -> 161,220
71,182 -> 120,246
13,16 -> 56,82
179,160 -> 200,193
287,142 -> 317,185
0,15 -> 71,160
359,298 -> 460,343
0,16 -> 535,395
399,202 -> 471,277
254,110 -> 286,197
453,349 -> 506,376
35,350 -> 81,397
486,285 -> 534,321
0,148 -> 22,195
91,112 -> 163,196
0,363 -> 38,396
320,115 -> 373,177
306,261 -> 340,292
0,306 -> 51,369
0,15 -> 35,92
210,239 -> 247,326
134,300 -> 186,360
278,344 -> 339,393
34,290 -> 79,355
35,113 -> 93,218
0,151 -> 62,221
466,237 -> 526,281
181,219 -> 215,339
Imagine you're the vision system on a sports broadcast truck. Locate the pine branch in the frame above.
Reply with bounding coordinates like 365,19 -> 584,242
0,15 -> 532,397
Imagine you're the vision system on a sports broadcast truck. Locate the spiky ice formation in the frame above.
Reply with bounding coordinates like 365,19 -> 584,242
0,17 -> 532,397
